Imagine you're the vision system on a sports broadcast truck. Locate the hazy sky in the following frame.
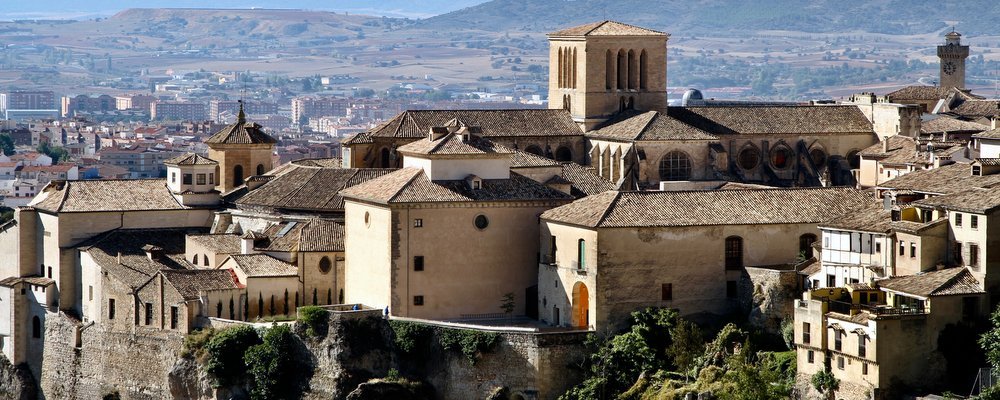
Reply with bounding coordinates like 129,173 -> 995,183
0,0 -> 489,20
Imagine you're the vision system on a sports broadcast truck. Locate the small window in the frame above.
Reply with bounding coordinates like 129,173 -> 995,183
170,306 -> 179,330
862,363 -> 868,375
196,173 -> 206,185
108,299 -> 116,320
838,356 -> 845,370
577,239 -> 586,270
413,295 -> 424,306
726,281 -> 737,299
182,174 -> 192,185
47,266 -> 52,279
364,212 -> 370,226
875,242 -> 881,253
89,285 -> 93,301
32,316 -> 41,339
899,240 -> 905,256
970,244 -> 980,267
802,322 -> 811,344
973,165 -> 982,176
971,215 -> 979,230
859,336 -> 866,357
208,173 -> 215,185
826,274 -> 836,287
319,256 -> 332,273
956,213 -> 963,227
474,215 -> 489,230
472,180 -> 482,190
807,350 -> 814,364
661,283 -> 672,301
834,329 -> 842,351
203,254 -> 209,266
414,256 -> 424,271
910,242 -> 916,258
170,172 -> 176,183
725,236 -> 743,270
413,218 -> 423,228
954,241 -> 963,264
145,303 -> 153,325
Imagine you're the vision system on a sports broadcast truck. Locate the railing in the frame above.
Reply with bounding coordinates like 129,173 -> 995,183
825,299 -> 926,317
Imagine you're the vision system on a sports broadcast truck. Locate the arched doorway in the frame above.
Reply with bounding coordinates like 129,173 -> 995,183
571,282 -> 589,329
233,165 -> 244,187
555,146 -> 573,162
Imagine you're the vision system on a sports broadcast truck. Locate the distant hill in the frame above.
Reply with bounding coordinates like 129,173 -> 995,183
423,0 -> 1000,35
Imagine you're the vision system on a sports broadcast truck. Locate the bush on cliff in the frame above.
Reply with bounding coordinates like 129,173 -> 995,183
389,320 -> 433,355
438,328 -> 500,364
245,324 -> 299,400
297,306 -> 329,338
204,325 -> 261,388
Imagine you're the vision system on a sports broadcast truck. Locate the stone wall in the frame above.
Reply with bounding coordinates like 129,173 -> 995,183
740,266 -> 801,334
0,354 -> 35,400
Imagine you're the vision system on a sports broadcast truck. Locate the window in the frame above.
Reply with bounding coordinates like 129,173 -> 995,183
725,236 -> 743,270
973,165 -> 983,175
577,239 -> 586,270
145,303 -> 153,325
954,241 -> 963,264
807,350 -> 814,364
737,147 -> 760,170
972,215 -> 979,230
549,235 -> 557,264
827,274 -> 836,288
956,213 -> 963,227
862,363 -> 868,375
414,256 -> 424,271
910,242 -> 916,258
413,218 -> 423,228
770,145 -> 792,169
875,242 -> 881,253
196,173 -> 206,185
47,266 -> 52,279
203,254 -> 209,266
413,296 -> 424,306
726,281 -> 737,299
474,214 -> 489,230
799,234 -> 817,258
182,173 -> 192,185
256,164 -> 265,175
89,285 -> 93,301
834,329 -> 842,351
32,316 -> 41,339
661,283 -> 672,301
810,148 -> 827,167
802,322 -> 811,344
837,356 -> 845,370
208,173 -> 215,185
192,255 -> 198,266
472,180 -> 482,190
170,306 -> 178,330
970,244 -> 980,267
170,172 -> 176,183
859,336 -> 866,357
233,165 -> 244,187
899,240 -> 905,256
658,151 -> 692,181
319,256 -> 332,273
921,209 -> 933,222
108,299 -> 116,320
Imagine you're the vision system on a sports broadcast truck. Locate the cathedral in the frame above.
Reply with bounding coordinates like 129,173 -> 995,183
344,20 -> 893,190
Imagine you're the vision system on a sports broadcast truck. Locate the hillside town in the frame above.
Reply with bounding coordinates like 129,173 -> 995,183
1,18 -> 999,400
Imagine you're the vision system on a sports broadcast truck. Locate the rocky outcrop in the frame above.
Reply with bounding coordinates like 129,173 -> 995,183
0,355 -> 36,400
345,380 -> 433,400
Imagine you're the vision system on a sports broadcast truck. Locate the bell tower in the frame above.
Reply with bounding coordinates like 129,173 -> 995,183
937,30 -> 969,90
548,21 -> 669,131
205,101 -> 278,192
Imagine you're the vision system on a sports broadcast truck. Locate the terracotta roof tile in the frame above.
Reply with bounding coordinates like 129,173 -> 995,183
228,254 -> 298,277
667,106 -> 873,136
366,110 -> 581,139
558,162 -> 616,198
589,110 -> 718,141
187,234 -> 241,254
913,186 -> 1000,214
879,162 -> 1000,195
820,202 -> 893,234
77,228 -> 205,288
397,131 -> 515,156
205,121 -> 277,145
234,162 -> 395,212
920,117 -> 988,134
974,127 -> 1000,139
30,179 -> 185,213
341,168 -> 573,204
549,20 -> 667,37
159,269 -> 240,300
950,100 -> 1000,119
885,86 -> 951,101
510,150 -> 561,168
859,135 -> 964,166
165,153 -> 218,166
879,268 -> 982,297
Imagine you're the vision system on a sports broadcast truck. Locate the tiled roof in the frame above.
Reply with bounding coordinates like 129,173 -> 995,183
0,276 -> 55,287
159,269 -> 239,300
541,187 -> 873,228
509,150 -> 561,168
859,135 -> 964,166
589,110 -> 718,141
950,100 -> 1000,119
920,117 -> 988,134
549,20 -> 667,37
879,162 -> 1000,195
666,106 -> 874,136
558,162 -> 616,198
228,254 -> 298,277
30,179 -> 185,213
913,186 -> 1000,214
205,121 -> 277,145
165,153 -> 218,166
234,162 -> 395,212
974,128 -> 1000,139
885,86 -> 951,101
290,158 -> 342,168
187,234 -> 241,254
77,229 -> 204,289
20,165 -> 76,173
890,218 -> 947,235
976,158 -> 1000,166
879,268 -> 983,297
340,168 -> 574,204
343,132 -> 373,145
397,132 -> 515,156
820,202 -> 893,233
365,110 -> 581,139
799,259 -> 821,276
298,219 -> 345,252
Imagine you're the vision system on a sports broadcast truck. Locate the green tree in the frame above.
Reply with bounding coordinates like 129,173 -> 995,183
0,134 -> 14,156
204,325 -> 261,387
981,306 -> 1000,370
245,324 -> 298,400
811,369 -> 840,400
668,319 -> 705,381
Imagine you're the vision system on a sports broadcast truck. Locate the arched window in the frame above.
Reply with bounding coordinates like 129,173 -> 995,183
770,145 -> 791,169
810,148 -> 827,167
725,236 -> 743,270
617,50 -> 627,90
555,146 -> 572,162
202,254 -> 209,267
233,165 -> 244,187
605,50 -> 614,90
577,239 -> 586,270
256,164 -> 265,175
192,255 -> 199,266
799,234 -> 817,258
847,150 -> 861,169
571,47 -> 577,89
524,145 -> 543,156
557,48 -> 564,88
658,151 -> 692,181
627,49 -> 636,89
639,50 -> 648,89
738,147 -> 760,170
32,316 -> 41,338
380,148 -> 391,168
319,256 -> 332,273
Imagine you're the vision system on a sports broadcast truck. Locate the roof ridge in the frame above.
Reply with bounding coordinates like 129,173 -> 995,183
595,191 -> 624,227
387,168 -> 426,203
632,111 -> 660,141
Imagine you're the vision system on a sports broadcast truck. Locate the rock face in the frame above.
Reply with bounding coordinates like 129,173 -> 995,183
32,310 -> 589,400
0,354 -> 36,400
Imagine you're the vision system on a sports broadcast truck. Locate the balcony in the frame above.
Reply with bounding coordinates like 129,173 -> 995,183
826,299 -> 926,318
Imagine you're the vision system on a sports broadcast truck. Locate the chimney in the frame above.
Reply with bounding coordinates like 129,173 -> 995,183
881,138 -> 888,153
117,251 -> 122,264
241,231 -> 265,255
142,244 -> 163,261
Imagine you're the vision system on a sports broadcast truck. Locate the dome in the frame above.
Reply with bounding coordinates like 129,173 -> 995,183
681,88 -> 704,106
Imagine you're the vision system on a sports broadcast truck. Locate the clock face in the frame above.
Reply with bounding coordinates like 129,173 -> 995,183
943,61 -> 957,75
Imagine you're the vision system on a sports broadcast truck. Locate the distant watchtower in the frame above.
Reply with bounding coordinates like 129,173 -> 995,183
205,101 -> 277,192
547,21 -> 669,130
937,30 -> 969,90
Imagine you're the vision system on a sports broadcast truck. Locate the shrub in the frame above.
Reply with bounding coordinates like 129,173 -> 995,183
245,324 -> 298,400
811,369 -> 840,395
204,325 -> 261,387
297,306 -> 328,338
438,328 -> 500,364
390,320 -> 433,354
182,328 -> 215,360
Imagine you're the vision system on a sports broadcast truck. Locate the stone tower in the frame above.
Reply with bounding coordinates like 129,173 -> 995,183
547,20 -> 669,130
937,30 -> 969,90
205,101 -> 277,192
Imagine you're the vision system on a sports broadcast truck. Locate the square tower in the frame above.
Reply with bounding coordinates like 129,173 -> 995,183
938,30 -> 969,90
548,21 -> 669,130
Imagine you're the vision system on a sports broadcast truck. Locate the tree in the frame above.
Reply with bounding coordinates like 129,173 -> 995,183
980,306 -> 1000,370
204,325 -> 261,387
245,324 -> 298,400
811,370 -> 840,400
668,319 -> 705,381
500,292 -> 515,315
0,134 -> 14,156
